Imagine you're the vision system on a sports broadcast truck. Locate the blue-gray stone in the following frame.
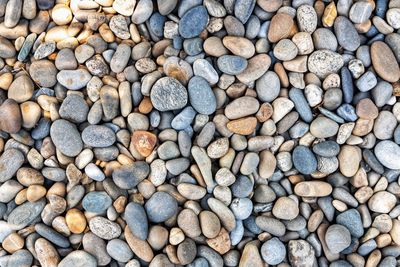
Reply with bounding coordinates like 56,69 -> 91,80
50,119 -> 83,157
330,260 -> 353,267
18,33 -> 37,62
234,0 -> 256,24
231,175 -> 253,198
336,209 -> 364,238
230,219 -> 244,246
125,202 -> 148,240
106,239 -> 133,263
334,16 -> 360,52
35,223 -> 70,248
82,191 -> 112,213
378,256 -> 397,267
230,198 -> 253,220
31,118 -> 51,139
217,55 -> 247,75
362,149 -> 384,174
6,249 -> 33,267
372,81 -> 392,107
112,161 -> 150,189
144,192 -> 178,223
313,141 -> 340,157
395,125 -> 400,144
337,104 -> 358,122
179,6 -> 209,38
187,257 -> 210,267
341,67 -> 354,103
386,33 -> 400,62
318,197 -> 335,222
358,239 -> 377,256
148,12 -> 166,39
81,125 -> 116,148
245,15 -> 260,39
356,71 -> 377,92
318,107 -> 345,124
183,38 -> 203,56
171,106 -> 196,130
7,199 -> 46,230
292,145 -> 317,175
289,88 -> 313,123
173,36 -> 183,50
188,76 -> 216,115
261,237 -> 286,265
376,0 -> 388,18
178,0 -> 203,17
289,121 -> 309,138
243,215 -> 262,234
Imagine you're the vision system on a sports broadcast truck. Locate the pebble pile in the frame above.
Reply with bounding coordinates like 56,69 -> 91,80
0,0 -> 400,266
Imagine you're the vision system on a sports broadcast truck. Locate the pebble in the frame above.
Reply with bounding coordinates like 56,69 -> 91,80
334,16 -> 360,51
150,77 -> 188,111
374,140 -> 400,169
112,161 -> 149,189
82,191 -> 112,213
292,145 -> 317,174
0,0 -> 398,265
82,125 -> 116,147
58,251 -> 96,267
57,69 -> 92,90
217,55 -> 248,75
179,6 -> 209,38
125,202 -> 148,240
145,192 -> 178,223
261,237 -> 286,265
370,41 -> 400,83
188,76 -> 216,115
50,119 -> 83,157
325,224 -> 351,253
308,50 -> 344,78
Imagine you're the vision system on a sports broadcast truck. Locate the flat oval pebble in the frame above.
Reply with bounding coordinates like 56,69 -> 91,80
188,76 -> 216,115
82,125 -> 116,147
217,55 -> 248,75
334,16 -> 360,52
82,191 -> 112,213
50,119 -> 83,157
292,145 -> 317,174
370,41 -> 400,83
58,251 -> 97,267
179,6 -> 209,38
374,140 -> 400,169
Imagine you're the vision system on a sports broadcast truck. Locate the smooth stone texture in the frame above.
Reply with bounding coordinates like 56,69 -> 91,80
50,119 -> 83,157
256,71 -> 280,102
234,0 -> 256,24
370,41 -> 400,83
179,6 -> 209,38
325,224 -> 351,253
82,125 -> 116,147
57,69 -> 92,90
125,202 -> 148,240
261,237 -> 286,265
145,192 -> 178,223
188,76 -> 216,115
58,251 -> 96,267
0,148 -> 24,182
7,199 -> 46,230
59,94 -> 89,123
217,55 -> 248,75
112,161 -> 150,189
336,209 -> 364,238
82,191 -> 112,213
334,16 -> 360,51
292,145 -> 317,174
374,140 -> 400,169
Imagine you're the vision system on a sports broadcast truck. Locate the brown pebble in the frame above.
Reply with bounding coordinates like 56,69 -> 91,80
3,232 -> 24,253
356,98 -> 378,119
268,13 -> 295,43
226,117 -> 257,135
0,99 -> 22,133
26,184 -> 47,202
371,41 -> 400,83
206,228 -> 231,254
294,181 -> 333,197
131,130 -> 157,157
65,208 -> 87,234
